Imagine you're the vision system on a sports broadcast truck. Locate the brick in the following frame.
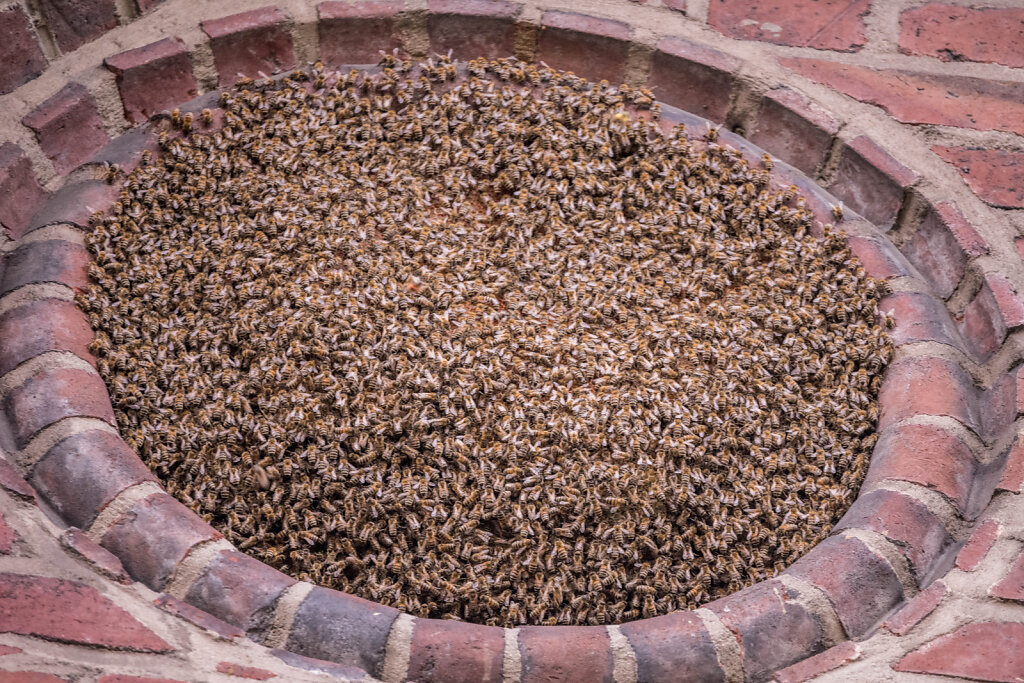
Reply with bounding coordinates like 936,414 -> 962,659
22,83 -> 110,175
99,492 -> 222,590
772,640 -> 859,683
184,549 -> 295,635
105,38 -> 198,124
846,234 -> 913,282
991,551 -> 1024,602
0,645 -> 23,655
782,58 -> 1024,138
0,674 -> 66,682
882,580 -> 947,636
894,622 -> 1024,680
0,572 -> 171,651
987,370 -> 1020,446
619,610 -> 725,683
877,356 -> 979,435
317,1 -> 404,66
0,301 -> 94,377
960,274 -> 1024,361
785,534 -> 904,638
538,11 -> 631,85
709,0 -> 868,51
27,180 -> 119,232
38,0 -> 118,54
835,489 -> 955,584
427,0 -> 519,61
216,663 -> 276,680
202,7 -> 295,88
827,136 -> 917,230
407,618 -> 504,683
61,528 -> 131,583
900,5 -> 1024,69
881,291 -> 964,351
4,368 -> 114,448
154,593 -> 243,640
934,146 -> 1024,210
705,581 -> 826,682
286,586 -> 399,676
0,514 -> 17,554
0,143 -> 47,239
902,201 -> 988,299
88,127 -> 159,176
956,519 -> 1000,572
749,87 -> 838,176
98,676 -> 185,683
1,239 -> 91,297
649,37 -> 737,124
0,458 -> 36,503
0,7 -> 47,95
519,625 -> 614,683
997,437 -> 1024,494
269,648 -> 369,679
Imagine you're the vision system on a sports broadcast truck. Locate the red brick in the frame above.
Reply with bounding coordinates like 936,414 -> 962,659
935,145 -> 1024,210
216,663 -> 276,680
835,489 -> 955,585
0,301 -> 94,377
0,572 -> 171,651
649,37 -> 737,124
783,58 -> 1024,138
846,234 -> 912,282
4,368 -> 115,448
710,0 -> 868,51
317,1 -> 404,65
202,7 -> 295,88
881,292 -> 964,352
407,618 -> 504,683
0,7 -> 47,95
105,38 -> 198,124
901,201 -> 987,299
772,640 -> 859,683
987,369 -> 1020,446
155,593 -> 243,640
894,622 -> 1024,680
61,528 -> 130,583
519,625 -> 614,683
538,11 -> 631,85
749,87 -> 838,176
877,356 -> 979,435
286,586 -> 399,675
960,274 -> 1024,361
184,550 -> 295,636
619,610 -> 725,683
0,458 -> 36,503
269,648 -> 370,680
99,492 -> 222,591
0,143 -> 47,239
87,127 -> 159,176
991,551 -> 1024,602
882,580 -> 947,636
0,674 -> 66,682
827,135 -> 917,230
98,676 -> 185,683
22,83 -> 110,175
997,437 -> 1024,494
957,519 -> 1000,572
1,240 -> 91,297
705,580 -> 826,682
38,0 -> 118,54
427,0 -> 520,61
900,5 -> 1024,69
27,179 -> 119,233
0,514 -> 17,554
0,645 -> 23,656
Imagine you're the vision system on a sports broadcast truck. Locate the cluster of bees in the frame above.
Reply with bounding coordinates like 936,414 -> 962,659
79,56 -> 893,627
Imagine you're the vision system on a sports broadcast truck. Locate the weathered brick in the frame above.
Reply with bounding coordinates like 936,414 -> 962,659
932,146 -> 1024,209
216,662 -> 276,680
0,514 -> 17,554
184,549 -> 295,636
4,368 -> 115,448
0,143 -> 48,239
537,11 -> 631,85
38,0 -> 118,53
881,291 -> 964,351
317,1 -> 403,65
427,0 -> 519,61
105,38 -> 198,124
98,676 -> 185,683
619,610 -> 725,683
894,622 -> 1024,680
991,551 -> 1024,602
87,127 -> 159,176
0,572 -> 171,651
0,673 -> 66,682
709,0 -> 868,51
705,580 -> 826,682
0,7 -> 47,95
1,239 -> 91,297
997,436 -> 1024,494
22,83 -> 110,175
877,356 -> 979,435
882,580 -> 947,636
286,586 -> 399,675
749,87 -> 838,176
27,179 -> 119,232
407,618 -> 504,683
0,300 -> 94,376
0,458 -> 36,503
901,201 -> 987,299
202,7 -> 295,87
0,644 -> 24,655
648,37 -> 737,124
519,625 -> 614,683
960,274 -> 1024,361
827,135 -> 917,230
846,234 -> 913,281
900,4 -> 1024,69
956,519 -> 1000,572
772,640 -> 859,683
269,648 -> 370,679
99,492 -> 222,590
154,593 -> 243,640
61,527 -> 131,583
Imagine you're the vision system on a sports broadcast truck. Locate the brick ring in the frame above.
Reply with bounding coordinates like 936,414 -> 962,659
1,2 -> 1018,682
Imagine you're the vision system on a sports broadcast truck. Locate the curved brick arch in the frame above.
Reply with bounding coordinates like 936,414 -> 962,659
1,2 -> 1023,682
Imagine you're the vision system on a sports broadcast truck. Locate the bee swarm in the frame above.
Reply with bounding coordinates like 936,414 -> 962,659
80,56 -> 893,627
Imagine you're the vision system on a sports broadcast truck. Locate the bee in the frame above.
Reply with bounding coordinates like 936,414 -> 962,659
201,108 -> 213,126
831,203 -> 845,221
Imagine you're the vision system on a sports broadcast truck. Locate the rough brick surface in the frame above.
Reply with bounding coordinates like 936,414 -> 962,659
155,593 -> 244,640
0,572 -> 171,651
827,135 -> 917,230
0,7 -> 47,95
648,38 -> 737,125
877,356 -> 979,437
0,673 -> 66,682
0,514 -> 17,554
105,38 -> 198,124
990,551 -> 1024,602
22,83 -> 109,175
98,676 -> 185,683
749,87 -> 838,175
216,662 -> 276,680
960,274 -> 1024,361
956,519 -> 1000,572
0,458 -> 36,503
269,648 -> 369,679
709,0 -> 869,51
997,437 -> 1024,494
184,550 -> 295,636
619,610 -> 725,683
427,0 -> 519,61
894,622 -> 1024,680
202,7 -> 295,87
0,299 -> 94,376
882,580 -> 947,637
519,625 -> 614,683
846,233 -> 913,282
773,640 -> 859,683
901,201 -> 988,299
27,179 -> 119,232
407,618 -> 504,683
538,11 -> 631,85
900,4 -> 1024,69
1,239 -> 91,297
39,0 -> 118,53
0,143 -> 48,239
4,368 -> 115,448
317,1 -> 403,65
881,291 -> 964,351
932,146 -> 1024,209
61,528 -> 131,583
